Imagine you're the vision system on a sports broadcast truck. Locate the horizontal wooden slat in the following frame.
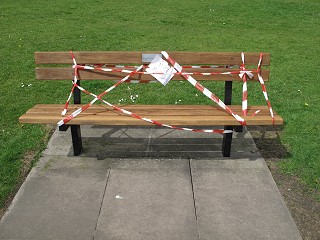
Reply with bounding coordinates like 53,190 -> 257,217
20,104 -> 283,126
26,104 -> 276,116
29,104 -> 269,109
19,114 -> 283,126
35,67 -> 269,81
35,51 -> 270,65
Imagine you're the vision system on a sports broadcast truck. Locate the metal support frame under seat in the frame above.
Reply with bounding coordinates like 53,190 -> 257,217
59,80 -> 83,156
222,81 -> 233,157
71,80 -> 83,155
71,125 -> 83,156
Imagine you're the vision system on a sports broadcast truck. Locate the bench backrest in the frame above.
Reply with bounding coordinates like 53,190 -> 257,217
35,51 -> 270,82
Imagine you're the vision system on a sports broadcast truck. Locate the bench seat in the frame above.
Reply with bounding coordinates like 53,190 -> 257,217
20,104 -> 283,126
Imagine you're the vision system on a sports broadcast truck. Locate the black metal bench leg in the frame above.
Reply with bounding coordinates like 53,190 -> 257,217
71,125 -> 83,156
234,126 -> 243,132
222,126 -> 233,157
222,81 -> 234,157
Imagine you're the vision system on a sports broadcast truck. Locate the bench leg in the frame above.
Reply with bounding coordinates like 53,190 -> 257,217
234,126 -> 243,132
71,125 -> 83,156
222,126 -> 233,157
59,125 -> 69,131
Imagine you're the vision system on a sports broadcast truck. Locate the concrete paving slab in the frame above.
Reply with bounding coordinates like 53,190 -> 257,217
94,159 -> 198,240
0,126 -> 302,240
191,158 -> 302,240
151,127 -> 223,139
0,156 -> 111,240
72,126 -> 260,159
83,126 -> 154,159
43,127 -> 73,156
148,127 -> 261,159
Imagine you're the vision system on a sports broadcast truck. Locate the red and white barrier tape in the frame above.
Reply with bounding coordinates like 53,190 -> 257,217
240,52 -> 248,116
89,64 -> 239,69
61,51 -> 78,116
61,82 -> 233,134
59,51 -> 275,133
59,52 -> 232,134
161,51 -> 246,126
76,64 -> 256,77
256,53 -> 275,123
58,65 -> 144,126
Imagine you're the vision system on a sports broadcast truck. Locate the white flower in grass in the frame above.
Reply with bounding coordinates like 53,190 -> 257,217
130,95 -> 137,102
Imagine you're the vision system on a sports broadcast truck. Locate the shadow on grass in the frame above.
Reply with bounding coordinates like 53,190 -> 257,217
247,125 -> 290,160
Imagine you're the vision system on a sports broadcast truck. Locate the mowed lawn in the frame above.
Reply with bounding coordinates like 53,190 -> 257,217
0,0 -> 319,207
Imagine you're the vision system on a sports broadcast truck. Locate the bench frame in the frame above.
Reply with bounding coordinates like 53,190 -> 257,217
19,51 -> 283,157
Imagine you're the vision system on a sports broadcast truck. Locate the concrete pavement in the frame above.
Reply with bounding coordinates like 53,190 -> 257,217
0,126 -> 302,239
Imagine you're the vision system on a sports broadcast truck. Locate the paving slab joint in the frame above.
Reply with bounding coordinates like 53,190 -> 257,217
188,158 -> 200,240
92,168 -> 112,240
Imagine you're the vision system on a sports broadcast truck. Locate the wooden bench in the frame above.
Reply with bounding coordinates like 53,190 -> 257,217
19,51 -> 283,157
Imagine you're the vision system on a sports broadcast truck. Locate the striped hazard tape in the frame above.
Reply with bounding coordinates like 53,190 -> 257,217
76,64 -> 256,77
58,52 -> 232,134
240,52 -> 249,116
61,51 -> 79,116
161,51 -> 246,126
59,82 -> 233,134
59,51 -> 275,134
58,65 -> 144,126
86,64 -> 239,69
257,53 -> 275,123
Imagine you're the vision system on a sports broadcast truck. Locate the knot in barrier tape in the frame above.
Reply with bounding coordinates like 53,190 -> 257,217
239,71 -> 254,79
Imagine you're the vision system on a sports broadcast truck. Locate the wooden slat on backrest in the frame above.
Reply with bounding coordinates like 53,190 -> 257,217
35,51 -> 270,81
35,51 -> 270,65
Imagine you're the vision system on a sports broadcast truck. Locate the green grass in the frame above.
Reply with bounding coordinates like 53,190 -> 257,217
1,0 -> 319,207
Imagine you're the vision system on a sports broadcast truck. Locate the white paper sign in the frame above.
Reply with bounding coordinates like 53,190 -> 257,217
146,55 -> 177,86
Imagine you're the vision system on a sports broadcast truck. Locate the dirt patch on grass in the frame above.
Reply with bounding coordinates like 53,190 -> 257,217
268,161 -> 320,240
250,126 -> 320,240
